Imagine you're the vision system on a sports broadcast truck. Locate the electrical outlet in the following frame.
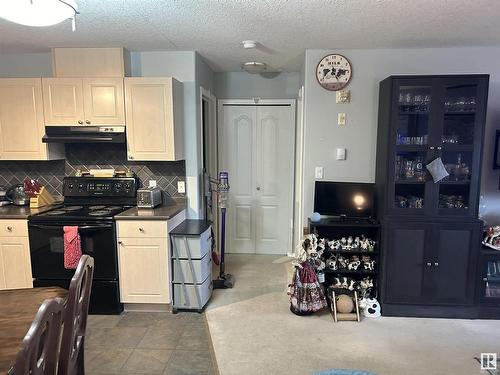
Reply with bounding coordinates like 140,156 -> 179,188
338,113 -> 346,126
148,180 -> 157,188
177,181 -> 186,194
315,167 -> 324,179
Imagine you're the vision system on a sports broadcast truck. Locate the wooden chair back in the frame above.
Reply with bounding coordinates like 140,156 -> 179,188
58,255 -> 94,375
13,298 -> 65,375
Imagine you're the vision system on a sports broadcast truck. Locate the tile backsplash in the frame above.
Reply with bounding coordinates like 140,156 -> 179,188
0,144 -> 186,197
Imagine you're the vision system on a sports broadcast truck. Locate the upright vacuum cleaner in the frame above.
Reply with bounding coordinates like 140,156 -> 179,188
213,171 -> 235,289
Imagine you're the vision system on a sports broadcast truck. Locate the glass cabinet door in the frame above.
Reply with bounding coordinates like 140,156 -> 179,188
480,256 -> 500,303
435,79 -> 482,215
391,82 -> 433,214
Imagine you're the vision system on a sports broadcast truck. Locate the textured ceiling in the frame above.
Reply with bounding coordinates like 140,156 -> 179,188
0,0 -> 499,72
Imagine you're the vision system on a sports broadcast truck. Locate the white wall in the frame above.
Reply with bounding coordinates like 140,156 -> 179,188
0,52 -> 52,77
214,71 -> 300,99
303,47 -> 500,226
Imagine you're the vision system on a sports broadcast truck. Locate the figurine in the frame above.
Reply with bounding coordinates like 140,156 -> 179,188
483,226 -> 500,250
340,237 -> 347,250
337,255 -> 348,269
347,255 -> 361,270
359,297 -> 381,318
346,236 -> 353,250
353,236 -> 361,249
327,256 -> 338,270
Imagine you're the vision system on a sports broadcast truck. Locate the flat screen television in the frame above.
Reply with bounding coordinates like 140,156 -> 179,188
314,181 -> 375,219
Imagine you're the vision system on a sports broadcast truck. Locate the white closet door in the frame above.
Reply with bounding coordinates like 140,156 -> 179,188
220,106 -> 257,253
220,104 -> 295,255
255,106 -> 294,254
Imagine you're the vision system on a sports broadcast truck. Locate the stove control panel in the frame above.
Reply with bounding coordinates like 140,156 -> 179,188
64,177 -> 137,197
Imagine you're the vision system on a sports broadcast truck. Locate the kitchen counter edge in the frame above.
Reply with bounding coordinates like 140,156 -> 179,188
115,204 -> 186,220
0,205 -> 58,219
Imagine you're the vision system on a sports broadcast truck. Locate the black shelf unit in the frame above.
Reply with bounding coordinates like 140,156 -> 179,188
309,218 -> 380,298
376,74 -> 492,318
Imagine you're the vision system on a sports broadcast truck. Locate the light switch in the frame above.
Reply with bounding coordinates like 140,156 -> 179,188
177,181 -> 186,193
315,167 -> 324,179
338,113 -> 346,126
336,148 -> 346,160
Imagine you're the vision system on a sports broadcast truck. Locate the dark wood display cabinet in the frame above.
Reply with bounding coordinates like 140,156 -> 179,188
477,248 -> 500,318
375,74 -> 492,318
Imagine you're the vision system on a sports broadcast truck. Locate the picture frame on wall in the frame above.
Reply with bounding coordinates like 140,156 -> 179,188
494,130 -> 500,169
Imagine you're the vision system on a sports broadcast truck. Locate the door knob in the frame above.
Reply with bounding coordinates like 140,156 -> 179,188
85,120 -> 91,124
426,262 -> 432,267
434,262 -> 439,267
77,120 -> 83,125
256,187 -> 261,191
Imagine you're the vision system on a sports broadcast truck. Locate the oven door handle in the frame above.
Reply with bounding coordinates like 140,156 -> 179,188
29,224 -> 113,230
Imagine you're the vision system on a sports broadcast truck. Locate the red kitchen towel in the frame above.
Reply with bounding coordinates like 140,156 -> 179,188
63,226 -> 82,269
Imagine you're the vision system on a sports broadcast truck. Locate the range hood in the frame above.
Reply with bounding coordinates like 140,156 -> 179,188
42,126 -> 126,143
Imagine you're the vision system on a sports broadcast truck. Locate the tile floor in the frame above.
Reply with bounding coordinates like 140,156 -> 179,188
85,311 -> 218,375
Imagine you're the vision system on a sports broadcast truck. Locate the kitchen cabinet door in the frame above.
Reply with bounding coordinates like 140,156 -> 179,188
428,222 -> 480,305
0,78 -> 49,160
117,237 -> 170,303
42,78 -> 84,126
383,222 -> 430,304
124,77 -> 184,161
83,78 -> 125,125
0,236 -> 33,290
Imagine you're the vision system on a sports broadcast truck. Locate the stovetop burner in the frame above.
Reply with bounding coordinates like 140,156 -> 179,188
88,210 -> 112,217
88,205 -> 106,211
46,210 -> 68,216
61,206 -> 83,211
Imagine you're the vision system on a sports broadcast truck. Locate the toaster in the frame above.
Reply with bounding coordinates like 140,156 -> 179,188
137,187 -> 162,208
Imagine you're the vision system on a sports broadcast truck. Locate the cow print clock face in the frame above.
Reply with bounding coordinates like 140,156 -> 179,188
316,54 -> 352,91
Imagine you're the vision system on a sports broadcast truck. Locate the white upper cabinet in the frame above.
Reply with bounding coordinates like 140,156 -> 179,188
0,78 -> 62,160
124,77 -> 184,161
42,77 -> 125,126
42,78 -> 84,126
82,78 -> 125,125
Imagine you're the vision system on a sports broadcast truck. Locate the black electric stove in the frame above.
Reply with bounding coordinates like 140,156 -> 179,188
29,176 -> 138,314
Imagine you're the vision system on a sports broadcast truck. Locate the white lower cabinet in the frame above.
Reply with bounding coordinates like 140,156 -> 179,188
117,237 -> 169,303
0,235 -> 33,290
116,212 -> 185,305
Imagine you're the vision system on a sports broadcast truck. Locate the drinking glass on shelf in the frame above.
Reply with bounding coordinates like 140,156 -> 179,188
403,93 -> 412,112
465,97 -> 476,111
422,95 -> 431,112
413,95 -> 423,112
444,99 -> 453,112
456,97 -> 467,112
404,160 -> 415,180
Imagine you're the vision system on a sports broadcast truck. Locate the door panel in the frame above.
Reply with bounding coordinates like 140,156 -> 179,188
0,78 -> 47,160
0,237 -> 32,290
220,106 -> 256,253
118,237 -> 169,303
124,78 -> 174,161
42,78 -> 84,125
384,223 -> 427,303
83,78 -> 125,125
255,106 -> 294,254
430,223 -> 478,304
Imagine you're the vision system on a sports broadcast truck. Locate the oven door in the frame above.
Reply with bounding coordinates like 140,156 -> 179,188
29,221 -> 118,280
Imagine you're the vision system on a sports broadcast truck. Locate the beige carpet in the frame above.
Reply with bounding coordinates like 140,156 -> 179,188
206,254 -> 500,375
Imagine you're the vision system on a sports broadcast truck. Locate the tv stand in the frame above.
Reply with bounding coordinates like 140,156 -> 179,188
311,216 -> 379,228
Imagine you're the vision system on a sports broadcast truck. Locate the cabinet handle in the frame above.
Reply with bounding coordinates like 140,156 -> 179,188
77,120 -> 83,125
437,146 -> 442,150
6,226 -> 12,231
129,155 -> 134,160
85,120 -> 91,124
426,262 -> 432,267
256,187 -> 261,191
139,228 -> 144,232
483,277 -> 488,282
118,241 -> 123,245
434,262 -> 439,267
429,146 -> 435,150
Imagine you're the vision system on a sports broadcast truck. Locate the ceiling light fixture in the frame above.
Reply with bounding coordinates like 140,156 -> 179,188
242,62 -> 267,74
242,40 -> 257,49
0,0 -> 79,31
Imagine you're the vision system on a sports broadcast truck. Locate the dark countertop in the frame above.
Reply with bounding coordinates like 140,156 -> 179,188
0,204 -> 58,219
115,200 -> 186,220
170,219 -> 211,236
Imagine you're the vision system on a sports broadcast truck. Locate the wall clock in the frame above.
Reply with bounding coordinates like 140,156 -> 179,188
316,54 -> 352,91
